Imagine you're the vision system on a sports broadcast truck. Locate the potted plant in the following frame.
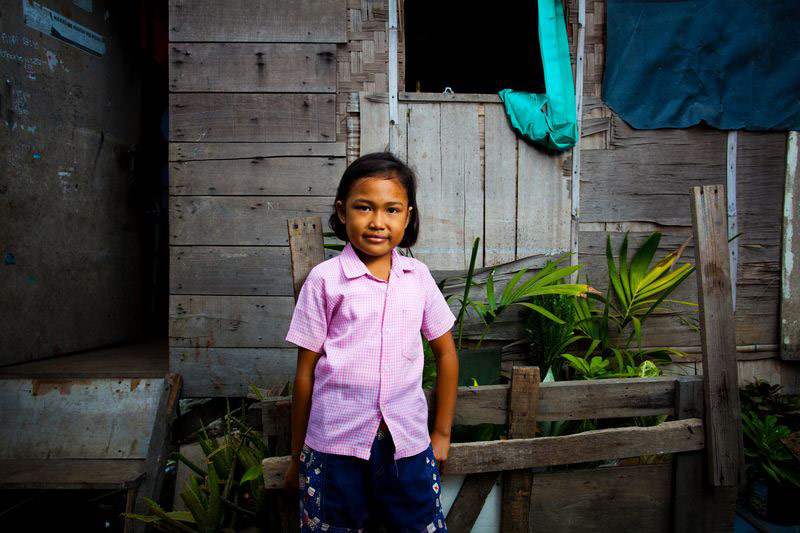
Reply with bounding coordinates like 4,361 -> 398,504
742,409 -> 800,524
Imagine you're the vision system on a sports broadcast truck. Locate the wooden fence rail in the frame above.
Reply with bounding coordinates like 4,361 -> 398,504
261,376 -> 702,490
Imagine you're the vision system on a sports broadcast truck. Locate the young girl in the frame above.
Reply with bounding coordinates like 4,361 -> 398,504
284,152 -> 459,532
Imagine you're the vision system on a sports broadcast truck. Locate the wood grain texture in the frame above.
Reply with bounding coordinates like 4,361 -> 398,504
169,142 -> 345,162
0,459 -> 145,489
690,185 -> 745,487
169,43 -> 336,92
263,419 -> 705,488
484,104 -> 518,266
169,156 -> 343,196
445,472 -> 500,533
168,0 -> 347,43
517,143 -> 569,258
782,131 -> 800,360
169,295 -> 294,348
170,93 -> 335,142
532,464 -> 672,533
170,246 -> 293,296
502,367 -> 540,532
170,196 -> 334,245
581,117 -> 727,225
0,378 -> 164,460
440,103 -> 483,269
170,347 -> 296,397
671,376 -> 706,533
132,374 -> 182,524
288,217 -> 326,298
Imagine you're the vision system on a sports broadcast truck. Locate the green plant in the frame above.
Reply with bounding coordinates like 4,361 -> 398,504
447,238 -> 588,349
562,232 -> 696,378
741,380 -> 800,431
126,400 -> 270,532
524,292 -> 580,380
742,410 -> 800,488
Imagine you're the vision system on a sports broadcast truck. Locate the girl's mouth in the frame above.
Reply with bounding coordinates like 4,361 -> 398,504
365,235 -> 388,243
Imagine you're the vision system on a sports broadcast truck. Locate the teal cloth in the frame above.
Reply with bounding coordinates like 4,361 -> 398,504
499,0 -> 577,151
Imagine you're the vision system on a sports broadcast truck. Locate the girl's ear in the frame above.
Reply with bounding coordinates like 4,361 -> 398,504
335,200 -> 346,224
404,205 -> 413,229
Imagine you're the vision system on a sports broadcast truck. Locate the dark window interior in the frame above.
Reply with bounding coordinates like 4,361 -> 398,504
404,0 -> 546,94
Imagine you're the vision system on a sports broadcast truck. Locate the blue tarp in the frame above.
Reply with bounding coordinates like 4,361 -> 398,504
603,0 -> 800,131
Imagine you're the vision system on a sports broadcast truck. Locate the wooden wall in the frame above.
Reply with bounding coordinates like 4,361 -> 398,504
168,0 -> 348,396
168,0 -> 798,396
567,0 -> 799,391
0,1 -> 142,365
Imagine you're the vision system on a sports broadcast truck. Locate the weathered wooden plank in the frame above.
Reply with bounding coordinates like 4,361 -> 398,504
359,93 -> 390,154
0,378 -> 164,460
672,376 -> 706,533
406,103 -> 453,268
367,92 -> 503,104
170,94 -> 336,143
169,142 -> 345,162
169,157 -> 343,196
170,196 -> 334,246
690,185 -> 745,487
169,295 -> 294,348
782,131 -> 800,360
132,374 -> 182,527
532,464 -> 672,533
582,117 -> 727,225
445,472 -> 499,533
517,142 -> 569,258
168,0 -> 347,43
169,43 -> 336,93
484,104 -> 518,266
502,367 -> 540,532
263,418 -> 705,487
440,102 -> 483,269
170,347 -> 296,397
536,377 -> 675,421
170,246 -> 293,296
0,459 -> 145,489
288,217 -> 326,298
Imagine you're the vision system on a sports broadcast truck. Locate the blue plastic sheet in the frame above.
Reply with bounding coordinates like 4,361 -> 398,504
603,0 -> 800,130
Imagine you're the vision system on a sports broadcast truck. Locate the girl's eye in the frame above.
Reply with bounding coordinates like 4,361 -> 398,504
387,207 -> 399,213
355,205 -> 370,211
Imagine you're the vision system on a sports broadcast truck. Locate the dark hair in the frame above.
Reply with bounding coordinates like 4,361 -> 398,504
329,152 -> 419,248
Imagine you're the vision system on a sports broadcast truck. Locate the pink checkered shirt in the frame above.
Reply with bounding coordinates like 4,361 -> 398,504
285,242 -> 456,460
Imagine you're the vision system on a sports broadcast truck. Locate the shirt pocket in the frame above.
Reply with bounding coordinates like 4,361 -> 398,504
401,307 -> 424,360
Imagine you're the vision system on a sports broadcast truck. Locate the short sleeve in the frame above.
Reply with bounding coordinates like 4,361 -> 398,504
285,270 -> 328,353
419,263 -> 456,341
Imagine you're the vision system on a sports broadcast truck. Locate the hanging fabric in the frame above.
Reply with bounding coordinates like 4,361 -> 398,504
499,0 -> 577,151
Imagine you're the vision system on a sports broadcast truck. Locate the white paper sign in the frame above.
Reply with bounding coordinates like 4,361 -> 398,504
23,1 -> 105,56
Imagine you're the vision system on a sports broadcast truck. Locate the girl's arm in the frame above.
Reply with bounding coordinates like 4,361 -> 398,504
429,330 -> 458,473
283,348 -> 322,491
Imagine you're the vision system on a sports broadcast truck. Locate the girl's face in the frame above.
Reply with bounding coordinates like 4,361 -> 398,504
335,175 -> 412,262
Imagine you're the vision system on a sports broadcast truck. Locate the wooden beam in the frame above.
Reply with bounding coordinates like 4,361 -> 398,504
131,374 -> 182,532
263,418 -> 704,489
502,366 -> 540,532
287,217 -> 326,299
782,131 -> 800,360
727,131 -> 739,310
444,473 -> 498,533
671,376 -> 706,533
690,185 -> 745,487
570,0 -> 586,284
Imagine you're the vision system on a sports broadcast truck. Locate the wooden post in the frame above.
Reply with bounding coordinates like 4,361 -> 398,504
671,377 -> 706,533
131,374 -> 182,533
287,216 -> 326,298
690,185 -> 745,489
782,131 -> 800,360
501,366 -> 540,532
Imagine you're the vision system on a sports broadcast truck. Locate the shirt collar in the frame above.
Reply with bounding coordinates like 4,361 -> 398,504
340,242 -> 416,280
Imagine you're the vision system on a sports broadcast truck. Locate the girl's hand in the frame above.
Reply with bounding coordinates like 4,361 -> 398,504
430,430 -> 451,475
283,459 -> 299,493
